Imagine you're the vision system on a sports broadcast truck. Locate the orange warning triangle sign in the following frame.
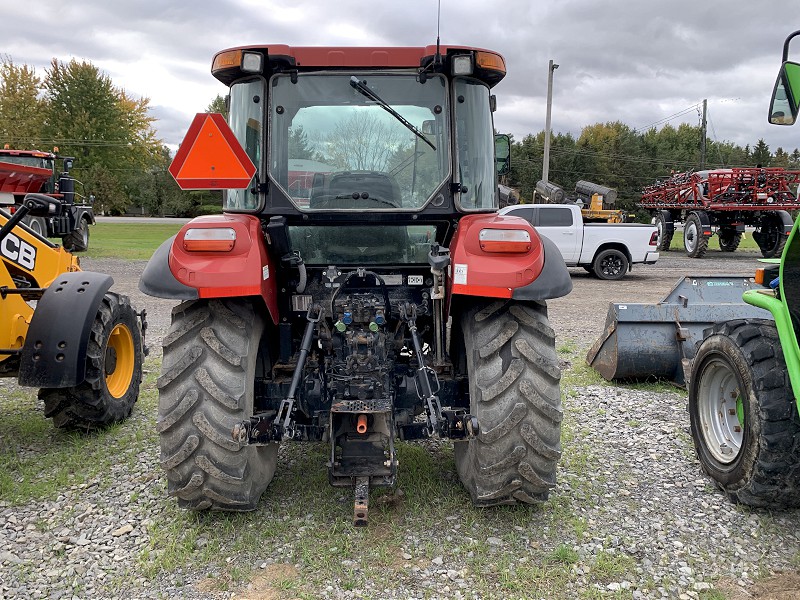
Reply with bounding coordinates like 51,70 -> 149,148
169,113 -> 257,190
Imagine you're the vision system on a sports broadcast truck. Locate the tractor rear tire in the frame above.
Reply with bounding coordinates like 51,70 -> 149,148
684,213 -> 708,258
157,298 -> 278,511
63,218 -> 90,252
689,319 -> 800,508
41,293 -> 143,429
654,211 -> 673,251
454,300 -> 562,506
718,229 -> 742,253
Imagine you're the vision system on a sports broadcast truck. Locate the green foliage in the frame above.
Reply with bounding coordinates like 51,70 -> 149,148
751,139 -> 771,166
0,57 -> 43,148
207,94 -> 227,118
0,56 -> 164,215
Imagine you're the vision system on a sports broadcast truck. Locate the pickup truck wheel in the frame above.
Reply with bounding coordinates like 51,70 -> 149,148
684,213 -> 708,258
592,248 -> 628,280
63,218 -> 90,252
41,293 -> 143,429
157,298 -> 278,511
718,228 -> 742,252
654,212 -> 673,251
689,319 -> 800,508
454,300 -> 562,506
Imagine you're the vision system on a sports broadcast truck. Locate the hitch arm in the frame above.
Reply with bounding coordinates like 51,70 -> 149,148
401,303 -> 443,435
275,304 -> 322,438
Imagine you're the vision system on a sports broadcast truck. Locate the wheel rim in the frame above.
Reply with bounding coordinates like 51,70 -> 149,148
685,221 -> 698,253
696,357 -> 743,464
106,323 -> 135,398
601,255 -> 623,277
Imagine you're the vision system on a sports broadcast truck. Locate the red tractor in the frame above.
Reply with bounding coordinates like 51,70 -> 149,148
140,45 -> 572,524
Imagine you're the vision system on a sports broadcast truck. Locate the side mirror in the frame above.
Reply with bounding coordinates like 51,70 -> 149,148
769,61 -> 800,125
494,134 -> 511,176
63,158 -> 74,171
23,193 -> 61,216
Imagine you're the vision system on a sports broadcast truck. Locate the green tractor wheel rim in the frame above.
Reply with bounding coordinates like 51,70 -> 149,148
697,357 -> 744,464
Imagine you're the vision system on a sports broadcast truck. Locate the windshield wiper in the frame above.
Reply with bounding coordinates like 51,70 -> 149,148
349,76 -> 436,151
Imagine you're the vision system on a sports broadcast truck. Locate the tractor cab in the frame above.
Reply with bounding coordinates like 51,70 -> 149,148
214,46 -> 508,264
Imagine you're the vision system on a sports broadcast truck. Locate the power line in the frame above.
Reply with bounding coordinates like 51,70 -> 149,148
634,103 -> 702,132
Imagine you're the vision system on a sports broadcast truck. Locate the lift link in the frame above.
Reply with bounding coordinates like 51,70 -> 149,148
232,304 -> 322,446
400,302 -> 445,436
275,303 -> 322,440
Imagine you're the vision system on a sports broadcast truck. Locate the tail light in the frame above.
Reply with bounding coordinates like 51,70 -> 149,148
649,231 -> 658,246
479,228 -> 531,253
183,227 -> 236,252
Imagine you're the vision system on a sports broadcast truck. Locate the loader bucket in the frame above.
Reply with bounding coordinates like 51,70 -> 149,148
586,276 -> 772,386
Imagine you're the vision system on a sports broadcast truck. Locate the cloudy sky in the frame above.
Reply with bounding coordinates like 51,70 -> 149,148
2,1 -> 799,159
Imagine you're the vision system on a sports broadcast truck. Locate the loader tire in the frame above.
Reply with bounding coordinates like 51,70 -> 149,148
684,213 -> 708,258
689,319 -> 800,508
718,228 -> 742,253
454,300 -> 562,506
41,293 -> 143,429
157,298 -> 277,511
63,218 -> 90,252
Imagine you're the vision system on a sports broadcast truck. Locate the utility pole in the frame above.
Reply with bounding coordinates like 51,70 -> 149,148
700,98 -> 707,170
542,59 -> 559,184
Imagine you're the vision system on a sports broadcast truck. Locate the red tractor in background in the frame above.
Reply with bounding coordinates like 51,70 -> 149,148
0,148 -> 95,251
140,44 -> 572,524
640,167 -> 800,258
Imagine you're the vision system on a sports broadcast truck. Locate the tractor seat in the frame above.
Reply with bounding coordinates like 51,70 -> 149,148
310,171 -> 402,209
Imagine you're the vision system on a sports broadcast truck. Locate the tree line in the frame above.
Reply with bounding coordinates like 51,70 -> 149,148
0,57 -> 218,216
2,57 -> 797,217
507,122 -> 800,215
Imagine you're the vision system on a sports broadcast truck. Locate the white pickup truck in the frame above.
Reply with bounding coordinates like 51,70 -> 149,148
499,204 -> 659,280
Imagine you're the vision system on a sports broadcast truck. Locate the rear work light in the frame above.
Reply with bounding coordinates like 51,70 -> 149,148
479,228 -> 532,253
183,227 -> 236,252
241,52 -> 263,73
451,55 -> 473,76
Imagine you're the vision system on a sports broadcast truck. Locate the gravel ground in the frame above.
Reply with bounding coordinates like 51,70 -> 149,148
2,249 -> 800,599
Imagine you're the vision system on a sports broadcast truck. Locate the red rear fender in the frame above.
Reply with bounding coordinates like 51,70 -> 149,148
449,213 -> 545,298
169,214 -> 278,323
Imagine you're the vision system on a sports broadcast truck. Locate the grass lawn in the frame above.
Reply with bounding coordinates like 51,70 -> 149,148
668,229 -> 761,252
81,222 -> 184,260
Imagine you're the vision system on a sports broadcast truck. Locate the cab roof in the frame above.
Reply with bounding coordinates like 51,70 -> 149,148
211,44 -> 506,87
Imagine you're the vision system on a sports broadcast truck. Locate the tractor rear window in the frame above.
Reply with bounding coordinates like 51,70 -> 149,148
289,224 -> 436,265
269,73 -> 449,211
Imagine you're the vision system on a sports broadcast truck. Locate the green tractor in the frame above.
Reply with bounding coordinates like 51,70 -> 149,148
688,30 -> 800,506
